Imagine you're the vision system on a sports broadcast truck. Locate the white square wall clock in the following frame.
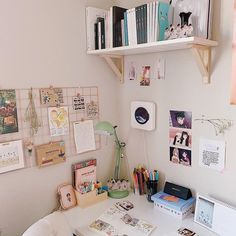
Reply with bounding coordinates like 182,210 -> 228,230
131,101 -> 156,131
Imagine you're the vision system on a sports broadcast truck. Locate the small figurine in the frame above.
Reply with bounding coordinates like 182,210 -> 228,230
186,24 -> 193,37
25,140 -> 34,156
164,27 -> 171,40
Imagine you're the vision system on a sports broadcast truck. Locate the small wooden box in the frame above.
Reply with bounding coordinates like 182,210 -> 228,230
75,189 -> 107,208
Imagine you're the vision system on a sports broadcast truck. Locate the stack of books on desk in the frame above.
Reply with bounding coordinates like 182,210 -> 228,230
151,191 -> 196,219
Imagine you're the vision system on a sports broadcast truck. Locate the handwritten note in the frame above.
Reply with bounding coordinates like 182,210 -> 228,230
199,138 -> 225,172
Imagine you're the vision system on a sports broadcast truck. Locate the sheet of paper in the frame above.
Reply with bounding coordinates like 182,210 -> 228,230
48,106 -> 69,137
73,120 -> 96,154
0,140 -> 24,173
199,138 -> 225,172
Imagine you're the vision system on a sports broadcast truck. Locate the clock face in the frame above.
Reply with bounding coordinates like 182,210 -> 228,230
135,107 -> 150,125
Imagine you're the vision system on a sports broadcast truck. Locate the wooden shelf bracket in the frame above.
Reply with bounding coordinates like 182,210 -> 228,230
101,55 -> 124,83
191,45 -> 212,84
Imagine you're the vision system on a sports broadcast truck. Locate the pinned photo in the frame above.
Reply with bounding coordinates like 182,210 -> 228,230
155,58 -> 165,80
169,128 -> 192,148
170,147 -> 191,166
115,200 -> 134,211
128,61 -> 136,80
169,110 -> 192,129
73,95 -> 85,111
140,66 -> 151,86
177,227 -> 196,235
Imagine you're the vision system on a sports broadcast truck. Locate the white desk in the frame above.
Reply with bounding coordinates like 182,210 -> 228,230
63,194 -> 217,236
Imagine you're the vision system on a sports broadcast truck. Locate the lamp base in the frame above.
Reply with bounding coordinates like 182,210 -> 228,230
108,190 -> 129,199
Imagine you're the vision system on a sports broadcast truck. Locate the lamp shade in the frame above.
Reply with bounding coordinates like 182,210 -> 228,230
95,121 -> 114,136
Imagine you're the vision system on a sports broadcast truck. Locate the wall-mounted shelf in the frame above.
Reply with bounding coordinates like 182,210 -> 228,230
87,37 -> 218,84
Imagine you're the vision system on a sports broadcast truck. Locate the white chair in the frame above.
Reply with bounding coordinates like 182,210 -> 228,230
22,211 -> 74,236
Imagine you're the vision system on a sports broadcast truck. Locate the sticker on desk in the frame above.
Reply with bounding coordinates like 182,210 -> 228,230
177,227 -> 196,236
115,200 -> 134,211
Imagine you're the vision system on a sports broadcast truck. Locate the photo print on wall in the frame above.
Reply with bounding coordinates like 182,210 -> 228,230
128,61 -> 137,81
169,110 -> 192,167
0,89 -> 19,134
155,58 -> 166,80
170,146 -> 192,166
140,66 -> 151,86
169,110 -> 192,129
169,128 -> 192,148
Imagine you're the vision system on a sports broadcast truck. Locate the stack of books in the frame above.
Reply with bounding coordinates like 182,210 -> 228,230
86,1 -> 213,51
86,2 -> 173,50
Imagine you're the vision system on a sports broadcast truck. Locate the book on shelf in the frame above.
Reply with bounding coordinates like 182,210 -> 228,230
111,6 -> 127,47
89,205 -> 156,236
86,1 -> 213,51
97,17 -> 106,49
86,7 -> 109,51
123,11 -> 129,46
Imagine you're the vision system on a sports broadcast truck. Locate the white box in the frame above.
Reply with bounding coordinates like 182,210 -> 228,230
151,191 -> 195,219
153,201 -> 194,219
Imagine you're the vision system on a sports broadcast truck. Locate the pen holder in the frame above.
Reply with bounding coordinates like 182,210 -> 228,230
146,180 -> 158,202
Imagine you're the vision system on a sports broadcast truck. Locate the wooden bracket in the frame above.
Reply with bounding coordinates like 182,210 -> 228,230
191,45 -> 212,84
101,55 -> 124,83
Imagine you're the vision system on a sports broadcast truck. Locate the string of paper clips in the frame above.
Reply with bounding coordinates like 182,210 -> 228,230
195,116 -> 233,136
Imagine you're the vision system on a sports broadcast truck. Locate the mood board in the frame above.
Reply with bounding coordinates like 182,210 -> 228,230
0,86 -> 100,173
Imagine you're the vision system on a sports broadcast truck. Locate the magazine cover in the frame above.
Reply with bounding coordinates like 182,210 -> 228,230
75,165 -> 96,191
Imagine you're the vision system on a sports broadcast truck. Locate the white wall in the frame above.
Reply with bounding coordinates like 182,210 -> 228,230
116,0 -> 236,207
1,0 -> 236,235
0,1 -> 118,236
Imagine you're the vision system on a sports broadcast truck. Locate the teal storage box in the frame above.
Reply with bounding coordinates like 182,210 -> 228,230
151,191 -> 196,219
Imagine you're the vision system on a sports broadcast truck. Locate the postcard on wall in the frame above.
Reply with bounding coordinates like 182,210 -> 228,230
40,87 -> 63,106
169,110 -> 192,129
86,101 -> 99,119
155,58 -> 165,80
48,106 -> 69,137
169,128 -> 192,148
199,138 -> 225,172
128,61 -> 137,80
0,89 -> 19,134
140,66 -> 151,86
0,140 -> 24,174
72,95 -> 85,111
170,146 -> 191,166
73,120 -> 96,154
35,141 -> 66,167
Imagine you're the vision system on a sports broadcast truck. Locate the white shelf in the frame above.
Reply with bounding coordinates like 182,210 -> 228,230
87,37 -> 218,84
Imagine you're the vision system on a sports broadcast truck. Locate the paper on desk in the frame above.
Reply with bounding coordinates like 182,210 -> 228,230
199,138 -> 225,172
73,120 -> 96,154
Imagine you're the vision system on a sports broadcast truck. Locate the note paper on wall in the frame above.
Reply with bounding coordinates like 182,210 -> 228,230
73,120 -> 96,154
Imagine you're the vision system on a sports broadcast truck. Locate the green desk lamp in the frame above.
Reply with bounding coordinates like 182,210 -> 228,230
95,121 -> 129,198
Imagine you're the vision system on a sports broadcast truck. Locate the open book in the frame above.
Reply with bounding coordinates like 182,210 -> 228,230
89,203 -> 156,236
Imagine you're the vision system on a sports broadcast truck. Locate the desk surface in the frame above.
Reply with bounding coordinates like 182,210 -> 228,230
63,194 -> 217,236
